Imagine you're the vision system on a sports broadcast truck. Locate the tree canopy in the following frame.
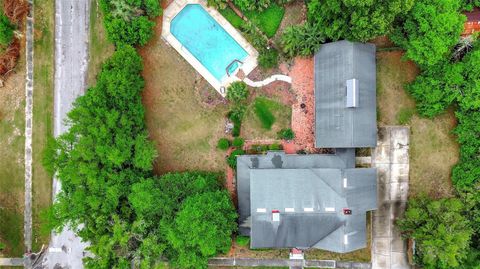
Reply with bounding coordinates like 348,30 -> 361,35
397,197 -> 473,269
307,0 -> 414,42
390,0 -> 465,68
0,14 -> 14,46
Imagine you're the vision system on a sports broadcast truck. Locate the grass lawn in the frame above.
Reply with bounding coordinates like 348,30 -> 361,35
31,0 -> 55,251
0,21 -> 26,260
140,17 -> 229,174
377,51 -> 458,198
242,96 -> 291,140
219,4 -> 285,38
87,0 -> 115,86
243,4 -> 285,38
219,7 -> 243,29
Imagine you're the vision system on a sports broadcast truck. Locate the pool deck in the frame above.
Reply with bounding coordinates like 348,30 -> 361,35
162,0 -> 258,95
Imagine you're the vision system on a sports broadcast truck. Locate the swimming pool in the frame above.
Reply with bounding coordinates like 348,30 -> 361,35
162,0 -> 258,94
171,4 -> 248,81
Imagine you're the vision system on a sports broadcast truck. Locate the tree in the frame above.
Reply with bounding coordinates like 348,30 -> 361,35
166,191 -> 237,269
217,138 -> 230,150
397,196 -> 473,269
0,14 -> 14,46
307,0 -> 414,42
226,81 -> 249,103
390,0 -> 465,68
277,128 -> 294,140
281,23 -> 325,57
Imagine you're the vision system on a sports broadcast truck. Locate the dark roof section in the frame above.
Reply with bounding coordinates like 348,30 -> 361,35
236,151 -> 377,253
314,41 -> 377,148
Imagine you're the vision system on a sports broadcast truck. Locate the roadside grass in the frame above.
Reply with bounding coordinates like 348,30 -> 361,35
377,51 -> 457,198
243,4 -> 285,38
0,11 -> 26,260
253,97 -> 276,130
242,96 -> 291,140
87,0 -> 115,86
31,0 -> 55,251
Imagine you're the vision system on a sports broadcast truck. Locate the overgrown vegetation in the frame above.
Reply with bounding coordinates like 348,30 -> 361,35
99,0 -> 161,46
391,1 -> 480,268
277,128 -> 294,140
0,13 -> 14,46
253,97 -> 276,130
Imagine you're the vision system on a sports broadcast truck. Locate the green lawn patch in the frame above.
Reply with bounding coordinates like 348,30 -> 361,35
244,4 -> 285,38
236,235 -> 250,247
219,7 -> 243,29
253,97 -> 276,130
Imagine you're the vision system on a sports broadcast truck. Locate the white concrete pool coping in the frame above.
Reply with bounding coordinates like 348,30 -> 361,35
162,0 -> 258,96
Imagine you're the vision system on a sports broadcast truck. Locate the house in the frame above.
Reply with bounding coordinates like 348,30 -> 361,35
463,8 -> 480,36
314,41 -> 377,148
236,41 -> 378,253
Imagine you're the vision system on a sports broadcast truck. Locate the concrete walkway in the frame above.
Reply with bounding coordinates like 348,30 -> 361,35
371,127 -> 410,269
244,74 -> 292,87
209,257 -> 370,268
0,258 -> 24,266
23,0 -> 34,254
41,0 -> 91,268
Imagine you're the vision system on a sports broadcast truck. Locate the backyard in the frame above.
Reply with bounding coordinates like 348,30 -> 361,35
376,50 -> 458,198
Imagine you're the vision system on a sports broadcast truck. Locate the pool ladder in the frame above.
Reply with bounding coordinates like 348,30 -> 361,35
226,59 -> 244,77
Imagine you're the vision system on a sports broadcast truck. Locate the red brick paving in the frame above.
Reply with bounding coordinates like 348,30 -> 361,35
288,57 -> 316,151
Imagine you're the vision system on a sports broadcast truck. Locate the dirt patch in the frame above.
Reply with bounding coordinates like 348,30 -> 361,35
376,51 -> 457,198
139,15 -> 228,174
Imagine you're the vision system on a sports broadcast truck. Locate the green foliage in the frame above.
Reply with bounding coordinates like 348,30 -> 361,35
390,0 -> 465,68
166,191 -> 237,269
0,14 -> 14,46
253,97 -> 276,130
462,0 -> 480,11
233,0 -> 272,11
258,48 -> 278,69
217,138 -> 231,150
268,143 -> 281,150
397,196 -> 473,269
236,235 -> 250,247
243,4 -> 284,38
277,128 -> 294,140
208,0 -> 229,9
100,0 -> 160,46
396,108 -> 415,125
226,82 -> 249,104
240,21 -> 269,51
0,241 -> 4,251
227,149 -> 245,168
229,104 -> 247,137
219,7 -> 244,28
232,137 -> 245,148
307,0 -> 414,42
281,23 -> 325,57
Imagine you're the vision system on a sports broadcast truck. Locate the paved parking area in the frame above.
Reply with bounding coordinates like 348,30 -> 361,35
371,127 -> 410,269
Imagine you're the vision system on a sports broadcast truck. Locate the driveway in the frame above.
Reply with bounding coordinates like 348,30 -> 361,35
41,0 -> 91,268
371,127 -> 410,269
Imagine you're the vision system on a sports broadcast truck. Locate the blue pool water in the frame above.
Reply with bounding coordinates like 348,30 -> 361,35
171,4 -> 248,81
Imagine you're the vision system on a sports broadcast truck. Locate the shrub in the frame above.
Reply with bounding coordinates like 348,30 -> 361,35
227,149 -> 245,168
226,82 -> 249,103
277,128 -> 295,140
229,105 -> 247,137
217,138 -> 230,150
281,23 -> 325,58
232,137 -> 245,148
258,48 -> 278,69
268,143 -> 281,150
236,236 -> 250,247
0,14 -> 14,46
254,98 -> 276,130
243,4 -> 285,38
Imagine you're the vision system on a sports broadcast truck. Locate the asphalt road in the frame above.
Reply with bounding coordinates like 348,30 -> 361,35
41,0 -> 91,268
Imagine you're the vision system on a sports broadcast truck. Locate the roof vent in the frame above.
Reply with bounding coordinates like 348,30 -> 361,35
343,208 -> 352,215
272,210 -> 280,222
303,208 -> 314,212
256,208 -> 266,213
346,78 -> 359,108
285,208 -> 295,212
325,207 -> 336,212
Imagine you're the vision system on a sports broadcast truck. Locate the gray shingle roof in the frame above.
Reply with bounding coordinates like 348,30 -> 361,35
236,151 -> 377,253
314,41 -> 377,148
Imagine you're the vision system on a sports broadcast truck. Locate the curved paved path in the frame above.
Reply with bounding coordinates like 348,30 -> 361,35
244,74 -> 291,87
42,0 -> 91,268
